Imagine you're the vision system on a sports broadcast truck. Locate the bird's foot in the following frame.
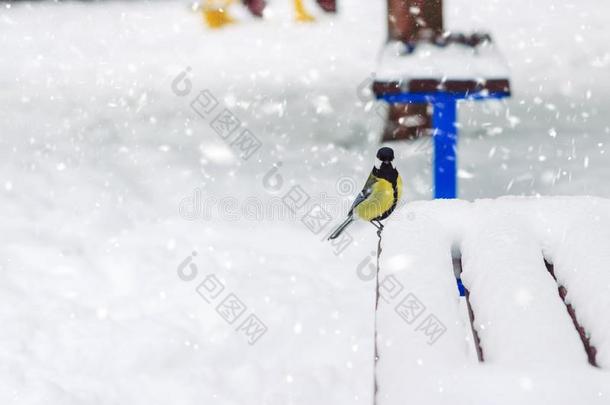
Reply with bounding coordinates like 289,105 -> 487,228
370,220 -> 384,236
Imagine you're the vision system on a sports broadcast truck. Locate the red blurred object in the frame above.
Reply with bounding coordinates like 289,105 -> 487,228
317,0 -> 336,13
243,0 -> 266,17
243,0 -> 335,19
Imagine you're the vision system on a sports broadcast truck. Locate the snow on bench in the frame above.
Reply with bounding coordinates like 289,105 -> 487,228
374,197 -> 610,405
373,38 -> 510,95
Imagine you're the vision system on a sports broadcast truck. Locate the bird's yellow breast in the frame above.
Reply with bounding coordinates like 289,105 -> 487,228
355,175 -> 402,221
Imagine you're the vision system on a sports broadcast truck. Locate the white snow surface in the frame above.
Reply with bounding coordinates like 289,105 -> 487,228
1,0 -> 610,404
375,40 -> 510,82
378,197 -> 610,405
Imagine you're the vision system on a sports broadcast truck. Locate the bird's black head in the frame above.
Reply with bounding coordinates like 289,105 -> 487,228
376,147 -> 394,163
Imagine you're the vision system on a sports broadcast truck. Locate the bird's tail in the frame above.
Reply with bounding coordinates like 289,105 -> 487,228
328,216 -> 354,240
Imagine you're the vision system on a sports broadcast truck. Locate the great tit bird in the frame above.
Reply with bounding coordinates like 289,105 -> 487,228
328,147 -> 402,240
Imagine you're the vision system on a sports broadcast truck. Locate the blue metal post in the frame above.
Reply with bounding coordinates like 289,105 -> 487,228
433,98 -> 458,199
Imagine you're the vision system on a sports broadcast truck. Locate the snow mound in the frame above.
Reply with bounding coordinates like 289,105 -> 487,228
377,196 -> 610,404
375,39 -> 510,82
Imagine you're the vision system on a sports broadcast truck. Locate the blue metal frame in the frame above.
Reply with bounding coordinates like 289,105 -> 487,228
456,277 -> 466,297
433,99 -> 457,198
378,91 -> 510,199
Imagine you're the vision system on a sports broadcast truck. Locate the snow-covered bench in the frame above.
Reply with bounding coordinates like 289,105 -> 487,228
375,197 -> 610,405
372,36 -> 511,199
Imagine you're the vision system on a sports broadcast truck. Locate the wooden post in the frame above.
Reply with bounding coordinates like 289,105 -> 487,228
316,0 -> 336,13
242,0 -> 266,17
383,0 -> 443,141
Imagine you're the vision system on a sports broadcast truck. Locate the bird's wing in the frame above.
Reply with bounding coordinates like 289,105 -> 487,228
349,173 -> 377,215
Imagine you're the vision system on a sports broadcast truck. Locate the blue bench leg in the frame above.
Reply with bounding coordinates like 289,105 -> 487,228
433,100 -> 458,199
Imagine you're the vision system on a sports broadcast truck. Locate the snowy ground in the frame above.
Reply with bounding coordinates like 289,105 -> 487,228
0,0 -> 609,404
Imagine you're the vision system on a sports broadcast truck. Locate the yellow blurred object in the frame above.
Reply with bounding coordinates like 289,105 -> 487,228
202,0 -> 236,29
294,0 -> 315,22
